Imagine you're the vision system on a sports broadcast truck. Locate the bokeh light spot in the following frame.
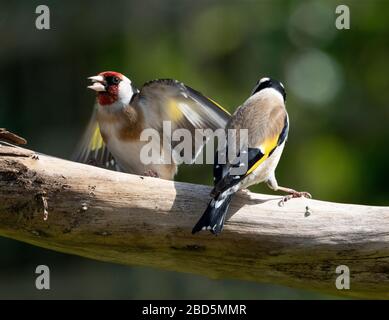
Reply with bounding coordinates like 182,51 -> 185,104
286,49 -> 342,106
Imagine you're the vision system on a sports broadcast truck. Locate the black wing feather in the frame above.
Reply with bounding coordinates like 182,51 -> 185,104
211,147 -> 264,197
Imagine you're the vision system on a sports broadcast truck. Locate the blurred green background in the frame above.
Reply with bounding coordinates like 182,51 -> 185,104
1,0 -> 388,299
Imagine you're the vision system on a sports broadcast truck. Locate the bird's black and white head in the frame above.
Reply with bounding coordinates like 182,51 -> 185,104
251,77 -> 286,103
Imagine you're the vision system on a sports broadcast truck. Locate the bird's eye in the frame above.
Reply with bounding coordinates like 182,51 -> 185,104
106,76 -> 120,85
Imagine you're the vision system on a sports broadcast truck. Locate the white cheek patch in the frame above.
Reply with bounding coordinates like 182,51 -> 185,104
118,78 -> 135,105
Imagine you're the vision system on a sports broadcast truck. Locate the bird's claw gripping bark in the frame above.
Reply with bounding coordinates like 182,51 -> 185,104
292,191 -> 312,199
278,191 -> 312,207
143,170 -> 159,178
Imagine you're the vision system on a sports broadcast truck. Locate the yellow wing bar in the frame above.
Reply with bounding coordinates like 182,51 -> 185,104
207,97 -> 231,115
245,135 -> 279,176
89,124 -> 105,151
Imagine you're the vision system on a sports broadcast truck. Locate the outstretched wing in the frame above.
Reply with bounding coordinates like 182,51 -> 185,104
72,107 -> 119,171
133,79 -> 231,164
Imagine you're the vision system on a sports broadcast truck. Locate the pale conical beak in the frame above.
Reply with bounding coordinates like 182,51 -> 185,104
87,75 -> 106,92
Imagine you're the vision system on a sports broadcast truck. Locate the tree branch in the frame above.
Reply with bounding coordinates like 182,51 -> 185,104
0,142 -> 388,299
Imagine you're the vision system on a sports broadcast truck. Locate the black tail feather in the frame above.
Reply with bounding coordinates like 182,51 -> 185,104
192,193 -> 233,235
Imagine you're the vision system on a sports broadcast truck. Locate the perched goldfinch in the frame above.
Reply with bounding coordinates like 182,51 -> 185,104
74,71 -> 230,180
192,77 -> 311,235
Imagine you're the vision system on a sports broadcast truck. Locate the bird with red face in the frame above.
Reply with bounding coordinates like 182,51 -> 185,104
74,71 -> 230,180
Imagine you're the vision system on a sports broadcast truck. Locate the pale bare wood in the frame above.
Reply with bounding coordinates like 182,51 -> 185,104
0,143 -> 388,299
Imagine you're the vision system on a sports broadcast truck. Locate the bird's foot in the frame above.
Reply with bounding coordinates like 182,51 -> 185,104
239,188 -> 250,196
144,169 -> 159,178
291,191 -> 312,199
87,158 -> 98,166
278,191 -> 311,207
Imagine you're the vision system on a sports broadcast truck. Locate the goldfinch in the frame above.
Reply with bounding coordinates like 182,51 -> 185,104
74,71 -> 230,180
192,77 -> 311,235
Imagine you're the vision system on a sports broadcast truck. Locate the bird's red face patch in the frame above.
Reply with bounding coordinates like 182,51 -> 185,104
96,71 -> 123,106
97,87 -> 119,106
